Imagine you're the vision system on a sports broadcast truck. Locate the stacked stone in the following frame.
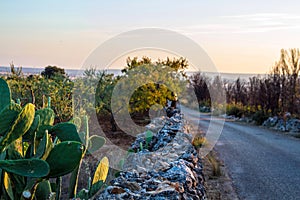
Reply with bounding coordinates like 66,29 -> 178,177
97,114 -> 206,200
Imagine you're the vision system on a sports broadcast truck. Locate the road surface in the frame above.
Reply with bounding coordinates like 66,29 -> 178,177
182,107 -> 300,200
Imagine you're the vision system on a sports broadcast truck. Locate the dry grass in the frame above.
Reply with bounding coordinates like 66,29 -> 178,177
203,150 -> 239,200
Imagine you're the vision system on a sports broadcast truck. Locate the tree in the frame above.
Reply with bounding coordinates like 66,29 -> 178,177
189,72 -> 211,106
124,57 -> 188,115
269,48 -> 300,114
41,65 -> 66,79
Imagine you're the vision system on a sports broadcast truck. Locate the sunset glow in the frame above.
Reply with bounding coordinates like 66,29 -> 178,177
1,0 -> 299,74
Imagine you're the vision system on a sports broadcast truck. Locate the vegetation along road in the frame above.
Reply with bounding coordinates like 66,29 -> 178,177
182,106 -> 300,200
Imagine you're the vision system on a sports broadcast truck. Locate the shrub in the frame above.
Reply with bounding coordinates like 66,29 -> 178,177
252,110 -> 269,125
226,104 -> 245,118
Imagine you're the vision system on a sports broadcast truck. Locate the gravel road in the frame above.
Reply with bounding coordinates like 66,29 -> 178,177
182,106 -> 300,200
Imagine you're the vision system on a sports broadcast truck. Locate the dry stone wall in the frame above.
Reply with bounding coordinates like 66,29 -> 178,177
97,113 -> 207,200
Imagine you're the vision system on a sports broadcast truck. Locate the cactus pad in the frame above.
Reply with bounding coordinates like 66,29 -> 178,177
0,158 -> 50,177
92,156 -> 109,185
46,141 -> 85,178
0,78 -> 11,112
49,122 -> 81,142
87,135 -> 106,154
0,103 -> 22,136
0,103 -> 35,152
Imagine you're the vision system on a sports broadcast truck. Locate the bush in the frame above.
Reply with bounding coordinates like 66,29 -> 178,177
226,104 -> 245,118
252,110 -> 269,125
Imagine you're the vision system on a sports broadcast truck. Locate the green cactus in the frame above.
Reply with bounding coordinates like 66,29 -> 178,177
89,180 -> 104,197
82,116 -> 89,146
0,103 -> 22,136
7,142 -> 23,160
36,108 -> 55,126
139,142 -> 143,151
0,103 -> 35,152
23,115 -> 40,142
145,130 -> 153,149
0,78 -> 11,112
34,131 -> 52,160
0,158 -> 50,177
68,116 -> 89,199
49,122 -> 81,143
87,135 -> 106,154
35,180 -> 52,200
68,116 -> 107,199
76,157 -> 109,199
47,96 -> 51,108
3,172 -> 14,200
55,177 -> 62,200
35,124 -> 52,139
0,79 -> 112,199
68,165 -> 80,199
46,141 -> 85,178
8,170 -> 26,198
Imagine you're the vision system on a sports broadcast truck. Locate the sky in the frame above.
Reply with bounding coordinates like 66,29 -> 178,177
0,0 -> 300,74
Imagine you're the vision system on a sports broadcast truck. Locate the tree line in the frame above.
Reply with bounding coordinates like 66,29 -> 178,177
190,48 -> 300,124
3,48 -> 299,129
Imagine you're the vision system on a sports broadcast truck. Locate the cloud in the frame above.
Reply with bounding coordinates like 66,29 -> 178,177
179,13 -> 300,35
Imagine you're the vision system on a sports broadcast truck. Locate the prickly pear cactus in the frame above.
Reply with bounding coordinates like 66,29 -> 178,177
0,103 -> 22,136
92,156 -> 109,185
0,158 -> 50,177
35,180 -> 52,200
87,135 -> 106,154
0,103 -> 35,152
23,114 -> 40,141
34,131 -> 52,160
0,78 -> 11,112
3,172 -> 14,200
46,141 -> 85,178
49,122 -> 81,142
36,108 -> 55,126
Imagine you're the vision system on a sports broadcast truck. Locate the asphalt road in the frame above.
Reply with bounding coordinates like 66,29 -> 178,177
182,107 -> 300,200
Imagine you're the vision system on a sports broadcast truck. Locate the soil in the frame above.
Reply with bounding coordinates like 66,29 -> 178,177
203,150 -> 239,200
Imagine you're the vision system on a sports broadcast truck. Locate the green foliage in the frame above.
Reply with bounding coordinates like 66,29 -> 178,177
0,78 -> 109,200
6,73 -> 74,122
139,142 -> 143,151
226,103 -> 245,118
145,130 -> 153,149
41,66 -> 66,79
252,110 -> 269,125
125,57 -> 188,114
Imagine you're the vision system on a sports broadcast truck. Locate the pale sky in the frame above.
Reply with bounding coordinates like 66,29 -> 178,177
1,0 -> 300,74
